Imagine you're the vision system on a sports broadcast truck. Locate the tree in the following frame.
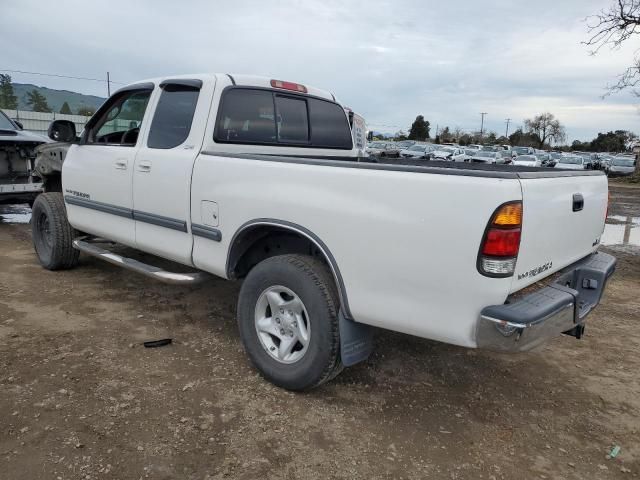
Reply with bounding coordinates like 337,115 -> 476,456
76,106 -> 96,116
509,128 -> 539,148
524,112 -> 566,148
584,0 -> 640,95
458,133 -> 472,146
394,130 -> 408,141
485,131 -> 497,144
26,90 -> 52,113
439,126 -> 452,143
59,101 -> 72,114
0,74 -> 18,110
408,115 -> 430,141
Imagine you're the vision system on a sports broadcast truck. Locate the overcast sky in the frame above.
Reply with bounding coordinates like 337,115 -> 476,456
3,0 -> 639,141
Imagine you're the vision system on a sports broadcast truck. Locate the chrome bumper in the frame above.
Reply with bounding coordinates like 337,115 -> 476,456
476,251 -> 616,352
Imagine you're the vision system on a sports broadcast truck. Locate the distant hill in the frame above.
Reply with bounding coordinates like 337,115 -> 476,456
12,83 -> 106,114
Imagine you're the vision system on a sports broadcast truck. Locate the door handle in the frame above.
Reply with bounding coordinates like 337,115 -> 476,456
137,160 -> 152,172
572,193 -> 584,212
114,159 -> 128,170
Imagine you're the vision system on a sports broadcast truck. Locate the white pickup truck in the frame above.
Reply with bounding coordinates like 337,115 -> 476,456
32,74 -> 616,390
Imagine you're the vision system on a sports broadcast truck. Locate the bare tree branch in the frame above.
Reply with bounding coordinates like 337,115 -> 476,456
584,0 -> 640,95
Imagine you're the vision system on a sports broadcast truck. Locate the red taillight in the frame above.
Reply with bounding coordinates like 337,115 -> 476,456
482,229 -> 521,257
478,201 -> 523,277
270,79 -> 307,94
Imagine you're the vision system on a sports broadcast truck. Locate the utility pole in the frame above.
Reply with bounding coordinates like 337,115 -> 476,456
106,72 -> 111,96
479,112 -> 487,139
505,118 -> 511,138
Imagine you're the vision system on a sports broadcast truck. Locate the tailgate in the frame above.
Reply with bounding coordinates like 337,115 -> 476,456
511,173 -> 608,292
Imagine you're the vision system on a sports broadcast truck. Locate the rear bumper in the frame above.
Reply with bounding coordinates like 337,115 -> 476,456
476,251 -> 616,352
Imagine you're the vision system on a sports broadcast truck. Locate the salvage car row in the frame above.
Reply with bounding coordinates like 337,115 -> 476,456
365,140 -> 637,174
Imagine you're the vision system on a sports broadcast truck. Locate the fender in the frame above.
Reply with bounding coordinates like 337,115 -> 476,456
226,218 -> 373,366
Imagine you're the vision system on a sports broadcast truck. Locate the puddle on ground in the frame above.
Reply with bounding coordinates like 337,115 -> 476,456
0,204 -> 31,224
603,215 -> 640,248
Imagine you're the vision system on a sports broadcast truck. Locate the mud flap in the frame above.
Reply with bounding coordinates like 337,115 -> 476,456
339,310 -> 374,367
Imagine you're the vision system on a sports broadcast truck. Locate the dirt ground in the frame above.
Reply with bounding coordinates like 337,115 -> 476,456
1,185 -> 639,480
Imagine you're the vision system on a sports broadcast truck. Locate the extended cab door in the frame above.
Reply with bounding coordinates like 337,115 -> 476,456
63,84 -> 154,246
132,78 -> 213,264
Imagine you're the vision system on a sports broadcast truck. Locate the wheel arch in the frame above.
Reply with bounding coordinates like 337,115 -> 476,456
226,219 -> 352,319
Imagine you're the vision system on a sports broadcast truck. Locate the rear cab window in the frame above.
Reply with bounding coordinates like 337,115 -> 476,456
214,87 -> 353,150
148,84 -> 200,149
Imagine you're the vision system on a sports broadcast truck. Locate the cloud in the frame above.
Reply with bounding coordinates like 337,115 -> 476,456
1,0 -> 638,141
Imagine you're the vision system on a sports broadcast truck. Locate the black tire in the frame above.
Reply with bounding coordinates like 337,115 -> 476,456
31,192 -> 80,270
237,254 -> 342,391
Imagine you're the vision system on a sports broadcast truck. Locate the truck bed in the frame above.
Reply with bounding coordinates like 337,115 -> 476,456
218,152 -> 606,179
366,157 -> 605,178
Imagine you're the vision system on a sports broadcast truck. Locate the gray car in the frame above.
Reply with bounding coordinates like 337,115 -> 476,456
609,156 -> 637,176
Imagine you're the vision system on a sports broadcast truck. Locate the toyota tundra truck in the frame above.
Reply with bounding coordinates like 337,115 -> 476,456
31,74 -> 616,390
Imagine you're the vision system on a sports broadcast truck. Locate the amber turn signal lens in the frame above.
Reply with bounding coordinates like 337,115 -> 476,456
492,202 -> 522,227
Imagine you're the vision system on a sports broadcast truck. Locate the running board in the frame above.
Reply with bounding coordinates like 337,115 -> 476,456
72,239 -> 209,285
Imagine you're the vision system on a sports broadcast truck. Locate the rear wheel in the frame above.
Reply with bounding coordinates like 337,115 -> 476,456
31,192 -> 79,270
237,254 -> 342,390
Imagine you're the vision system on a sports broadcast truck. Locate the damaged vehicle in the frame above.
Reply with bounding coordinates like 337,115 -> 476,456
0,110 -> 49,205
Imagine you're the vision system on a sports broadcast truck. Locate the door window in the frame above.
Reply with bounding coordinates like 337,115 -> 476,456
87,90 -> 152,146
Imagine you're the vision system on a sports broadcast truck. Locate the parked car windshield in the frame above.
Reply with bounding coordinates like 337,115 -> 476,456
370,142 -> 386,148
513,147 -> 530,154
441,147 -> 456,154
514,155 -> 536,162
474,151 -> 494,158
408,145 -> 426,151
558,156 -> 583,164
612,157 -> 635,167
0,111 -> 16,130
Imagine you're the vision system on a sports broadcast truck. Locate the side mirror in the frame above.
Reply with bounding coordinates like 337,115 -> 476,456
48,120 -> 77,143
14,120 -> 23,130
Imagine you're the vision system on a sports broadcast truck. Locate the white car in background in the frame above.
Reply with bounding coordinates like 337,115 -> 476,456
433,146 -> 466,161
365,141 -> 399,157
609,156 -> 636,176
470,150 -> 505,164
556,155 -> 586,170
512,155 -> 542,167
399,143 -> 434,159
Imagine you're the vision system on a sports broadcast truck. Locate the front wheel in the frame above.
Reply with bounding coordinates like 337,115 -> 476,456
31,192 -> 79,270
237,254 -> 342,390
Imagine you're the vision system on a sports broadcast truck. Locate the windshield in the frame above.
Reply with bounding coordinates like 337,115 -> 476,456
0,111 -> 16,130
481,146 -> 497,152
514,155 -> 536,162
441,147 -> 456,154
513,147 -> 529,154
474,151 -> 494,158
559,156 -> 583,165
612,157 -> 635,167
409,145 -> 425,151
370,142 -> 386,148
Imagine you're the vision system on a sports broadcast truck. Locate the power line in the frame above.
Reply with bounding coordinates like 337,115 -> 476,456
0,69 -> 125,85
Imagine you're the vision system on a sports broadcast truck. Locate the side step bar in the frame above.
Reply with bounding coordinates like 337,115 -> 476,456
72,239 -> 209,285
